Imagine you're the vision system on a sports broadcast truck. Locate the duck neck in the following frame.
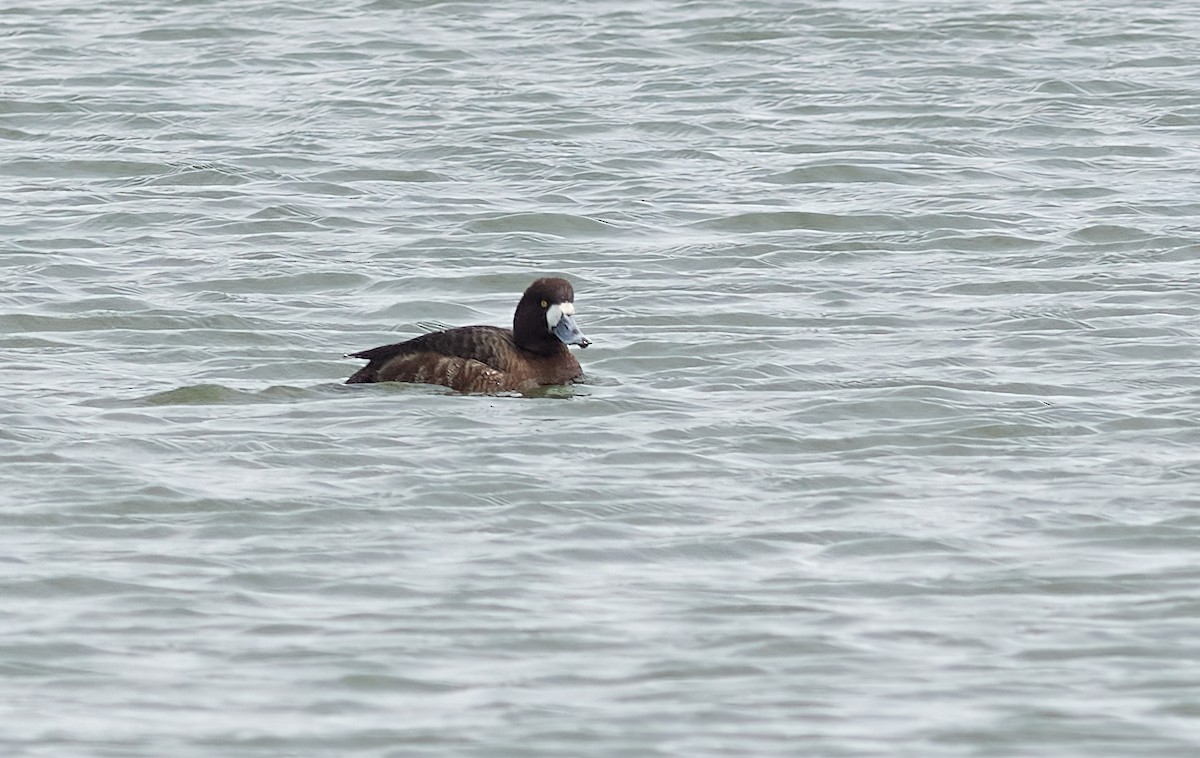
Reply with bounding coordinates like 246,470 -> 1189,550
513,299 -> 561,355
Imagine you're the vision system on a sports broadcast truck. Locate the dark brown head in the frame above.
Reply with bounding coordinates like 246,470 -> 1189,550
512,277 -> 591,355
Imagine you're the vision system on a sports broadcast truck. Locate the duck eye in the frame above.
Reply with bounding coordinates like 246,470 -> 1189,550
540,299 -> 548,308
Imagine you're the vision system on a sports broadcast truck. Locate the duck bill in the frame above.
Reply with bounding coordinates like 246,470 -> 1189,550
553,314 -> 590,348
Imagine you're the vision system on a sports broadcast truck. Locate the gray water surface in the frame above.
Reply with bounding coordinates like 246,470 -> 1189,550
4,1 -> 1200,755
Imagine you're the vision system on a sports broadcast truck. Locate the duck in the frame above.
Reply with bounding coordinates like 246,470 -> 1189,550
345,277 -> 591,393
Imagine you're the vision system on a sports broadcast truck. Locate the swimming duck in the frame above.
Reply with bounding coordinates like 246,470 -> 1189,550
345,277 -> 590,393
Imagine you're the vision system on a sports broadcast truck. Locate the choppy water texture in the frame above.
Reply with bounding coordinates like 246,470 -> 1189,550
4,0 -> 1200,755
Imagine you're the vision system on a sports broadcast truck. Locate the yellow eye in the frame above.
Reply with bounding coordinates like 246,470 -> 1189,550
540,299 -> 548,308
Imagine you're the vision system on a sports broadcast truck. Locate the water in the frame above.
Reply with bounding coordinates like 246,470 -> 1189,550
4,0 -> 1200,754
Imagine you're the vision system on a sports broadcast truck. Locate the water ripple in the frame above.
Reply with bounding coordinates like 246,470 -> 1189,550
3,0 -> 1200,756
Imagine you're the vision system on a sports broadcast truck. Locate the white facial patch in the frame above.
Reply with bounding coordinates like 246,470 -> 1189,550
545,301 -> 575,329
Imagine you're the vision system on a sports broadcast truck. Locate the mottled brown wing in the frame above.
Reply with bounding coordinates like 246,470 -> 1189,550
345,326 -> 516,388
359,352 -> 509,392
